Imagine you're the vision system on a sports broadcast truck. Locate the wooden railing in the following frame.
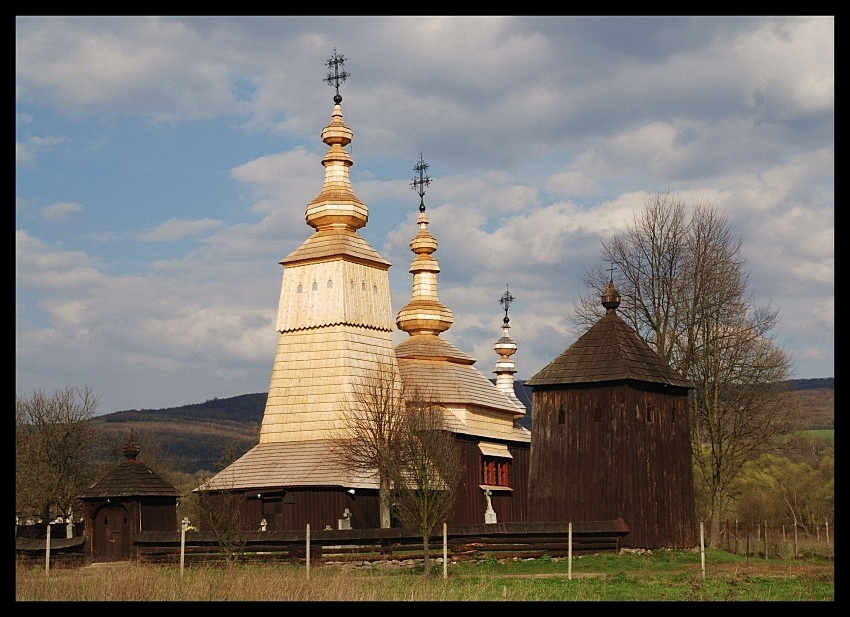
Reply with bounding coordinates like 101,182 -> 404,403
133,520 -> 629,566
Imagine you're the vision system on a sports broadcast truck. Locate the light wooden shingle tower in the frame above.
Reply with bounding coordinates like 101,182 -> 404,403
260,51 -> 399,444
195,51 -> 396,530
395,156 -> 530,523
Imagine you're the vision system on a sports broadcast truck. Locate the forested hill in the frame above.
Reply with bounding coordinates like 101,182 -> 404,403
93,379 -> 832,474
95,378 -> 832,424
786,378 -> 833,390
97,392 -> 267,425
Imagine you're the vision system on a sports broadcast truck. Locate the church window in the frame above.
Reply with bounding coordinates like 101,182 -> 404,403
558,405 -> 565,425
361,282 -> 366,292
480,457 -> 510,487
312,281 -> 318,291
297,284 -> 303,293
373,284 -> 378,295
478,442 -> 512,488
646,404 -> 653,423
327,279 -> 333,289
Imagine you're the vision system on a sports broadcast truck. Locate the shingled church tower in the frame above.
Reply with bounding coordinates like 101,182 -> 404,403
260,50 -> 399,444
196,51 -> 397,531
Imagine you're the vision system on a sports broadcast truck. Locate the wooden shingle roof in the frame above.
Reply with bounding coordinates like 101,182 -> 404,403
527,282 -> 692,389
77,433 -> 181,499
281,229 -> 391,268
396,335 -> 521,412
195,440 -> 379,492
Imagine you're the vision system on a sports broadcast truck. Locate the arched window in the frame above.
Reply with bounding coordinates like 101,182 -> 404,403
327,279 -> 333,289
312,281 -> 318,292
297,284 -> 303,293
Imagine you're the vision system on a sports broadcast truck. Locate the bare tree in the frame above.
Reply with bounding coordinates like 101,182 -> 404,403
329,359 -> 407,528
192,443 -> 249,561
16,386 -> 101,523
573,192 -> 799,547
389,390 -> 463,575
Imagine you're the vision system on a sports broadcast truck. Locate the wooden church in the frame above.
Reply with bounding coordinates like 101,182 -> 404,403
193,51 -> 696,547
526,280 -> 697,548
194,51 -> 530,532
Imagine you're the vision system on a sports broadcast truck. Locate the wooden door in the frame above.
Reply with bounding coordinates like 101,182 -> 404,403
93,503 -> 132,562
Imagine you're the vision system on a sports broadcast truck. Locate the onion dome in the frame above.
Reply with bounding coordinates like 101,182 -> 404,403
602,279 -> 621,312
396,154 -> 454,335
304,49 -> 368,231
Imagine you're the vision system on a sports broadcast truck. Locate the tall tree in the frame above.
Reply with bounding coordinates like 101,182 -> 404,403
573,192 -> 799,546
329,359 -> 407,529
389,390 -> 463,575
16,386 -> 101,523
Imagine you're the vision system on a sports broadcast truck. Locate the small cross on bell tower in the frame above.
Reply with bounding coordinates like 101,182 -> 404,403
500,284 -> 515,325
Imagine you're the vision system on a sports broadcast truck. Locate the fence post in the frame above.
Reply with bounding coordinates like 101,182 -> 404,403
45,523 -> 51,578
306,524 -> 310,579
700,522 -> 705,579
180,517 -> 189,577
443,522 -> 448,580
794,523 -> 799,559
735,519 -> 738,555
764,521 -> 768,560
825,520 -> 830,558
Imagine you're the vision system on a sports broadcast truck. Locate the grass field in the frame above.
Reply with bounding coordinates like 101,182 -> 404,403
16,548 -> 834,601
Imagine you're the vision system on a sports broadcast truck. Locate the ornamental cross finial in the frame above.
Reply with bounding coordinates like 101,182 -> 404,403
325,48 -> 349,102
500,284 -> 515,324
607,262 -> 617,283
411,152 -> 432,212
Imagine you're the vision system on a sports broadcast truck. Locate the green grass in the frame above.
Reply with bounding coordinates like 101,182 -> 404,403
16,549 -> 834,601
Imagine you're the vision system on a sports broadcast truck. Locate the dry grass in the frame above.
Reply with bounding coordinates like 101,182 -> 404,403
16,553 -> 834,602
16,562 -> 500,601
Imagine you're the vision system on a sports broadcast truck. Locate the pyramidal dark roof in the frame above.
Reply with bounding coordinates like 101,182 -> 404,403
526,281 -> 692,389
77,432 -> 181,499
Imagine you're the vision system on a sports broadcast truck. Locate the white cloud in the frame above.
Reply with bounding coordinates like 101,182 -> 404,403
16,135 -> 64,166
137,218 -> 225,242
41,201 -> 83,223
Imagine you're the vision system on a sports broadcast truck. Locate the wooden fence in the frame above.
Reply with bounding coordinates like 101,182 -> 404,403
15,520 -> 627,568
715,520 -> 834,560
134,521 -> 629,567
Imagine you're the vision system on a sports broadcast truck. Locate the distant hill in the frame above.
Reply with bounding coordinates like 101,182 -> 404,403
94,393 -> 266,475
786,378 -> 833,390
95,379 -> 832,475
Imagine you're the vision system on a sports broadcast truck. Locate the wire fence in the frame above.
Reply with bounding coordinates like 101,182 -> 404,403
715,519 -> 834,560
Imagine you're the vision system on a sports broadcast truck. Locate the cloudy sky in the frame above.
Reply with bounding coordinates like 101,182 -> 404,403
16,16 -> 834,415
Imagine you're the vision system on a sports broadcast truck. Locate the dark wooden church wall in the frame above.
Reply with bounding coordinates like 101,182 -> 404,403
222,488 -> 381,532
140,497 -> 180,531
451,436 -> 529,525
529,382 -> 696,548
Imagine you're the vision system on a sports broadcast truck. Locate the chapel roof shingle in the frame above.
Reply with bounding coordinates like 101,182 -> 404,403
526,283 -> 692,389
195,440 -> 379,492
77,433 -> 181,499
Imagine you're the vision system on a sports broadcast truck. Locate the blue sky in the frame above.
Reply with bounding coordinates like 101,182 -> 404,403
16,16 -> 834,415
